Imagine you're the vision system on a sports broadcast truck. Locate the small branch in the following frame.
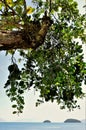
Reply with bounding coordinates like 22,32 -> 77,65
1,0 -> 18,16
23,0 -> 27,16
22,0 -> 28,23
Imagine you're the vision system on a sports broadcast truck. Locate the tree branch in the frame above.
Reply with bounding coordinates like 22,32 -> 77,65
0,17 -> 52,50
0,30 -> 30,50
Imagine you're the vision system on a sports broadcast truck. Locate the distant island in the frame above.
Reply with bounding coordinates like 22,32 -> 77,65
43,120 -> 51,123
64,118 -> 81,123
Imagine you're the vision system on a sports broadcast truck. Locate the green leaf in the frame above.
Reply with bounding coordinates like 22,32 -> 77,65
13,111 -> 17,114
12,104 -> 17,108
18,89 -> 24,94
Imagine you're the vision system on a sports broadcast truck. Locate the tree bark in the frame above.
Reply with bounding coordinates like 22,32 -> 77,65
0,17 -> 52,50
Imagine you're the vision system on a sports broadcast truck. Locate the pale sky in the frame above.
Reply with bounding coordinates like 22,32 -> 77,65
0,0 -> 86,122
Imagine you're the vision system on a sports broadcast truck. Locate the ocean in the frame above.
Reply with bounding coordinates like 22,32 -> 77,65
0,122 -> 86,130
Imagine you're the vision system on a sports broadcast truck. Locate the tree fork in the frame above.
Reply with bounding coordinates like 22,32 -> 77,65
0,17 -> 52,50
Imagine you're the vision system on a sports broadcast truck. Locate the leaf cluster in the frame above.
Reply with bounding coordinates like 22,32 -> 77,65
0,0 -> 34,30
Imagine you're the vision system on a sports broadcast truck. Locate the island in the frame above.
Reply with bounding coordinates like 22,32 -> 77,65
64,118 -> 81,123
43,120 -> 51,123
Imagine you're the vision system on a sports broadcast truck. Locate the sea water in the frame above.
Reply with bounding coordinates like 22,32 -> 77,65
0,122 -> 86,130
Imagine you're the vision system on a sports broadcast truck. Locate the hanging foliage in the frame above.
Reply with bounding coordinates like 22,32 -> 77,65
0,0 -> 86,114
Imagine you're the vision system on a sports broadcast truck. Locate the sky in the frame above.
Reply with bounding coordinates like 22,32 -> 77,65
0,0 -> 86,123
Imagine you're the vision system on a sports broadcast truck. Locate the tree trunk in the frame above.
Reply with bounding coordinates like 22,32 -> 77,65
0,17 -> 52,50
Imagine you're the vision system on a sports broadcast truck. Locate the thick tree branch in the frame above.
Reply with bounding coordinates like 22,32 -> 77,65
0,17 -> 52,50
0,30 -> 31,50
